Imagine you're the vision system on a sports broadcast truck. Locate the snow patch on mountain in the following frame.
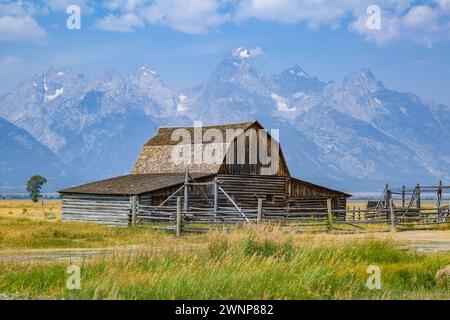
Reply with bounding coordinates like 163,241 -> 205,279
232,47 -> 251,59
177,94 -> 188,112
45,87 -> 64,102
271,93 -> 295,112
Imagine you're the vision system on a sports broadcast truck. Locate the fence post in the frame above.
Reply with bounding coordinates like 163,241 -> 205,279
327,198 -> 333,232
257,198 -> 263,225
401,185 -> 406,208
213,177 -> 219,216
384,184 -> 389,208
184,172 -> 189,212
389,199 -> 396,233
416,183 -> 421,210
176,196 -> 182,237
437,180 -> 442,209
131,195 -> 137,227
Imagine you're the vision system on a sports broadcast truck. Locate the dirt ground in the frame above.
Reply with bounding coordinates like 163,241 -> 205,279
0,246 -> 137,264
339,230 -> 450,253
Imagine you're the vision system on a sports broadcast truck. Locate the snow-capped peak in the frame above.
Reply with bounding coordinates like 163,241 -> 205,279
130,65 -> 164,87
287,65 -> 311,79
89,67 -> 125,93
345,68 -> 377,83
137,65 -> 159,77
231,47 -> 251,59
342,68 -> 383,92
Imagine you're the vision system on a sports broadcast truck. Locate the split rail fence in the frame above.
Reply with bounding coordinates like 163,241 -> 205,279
135,197 -> 450,235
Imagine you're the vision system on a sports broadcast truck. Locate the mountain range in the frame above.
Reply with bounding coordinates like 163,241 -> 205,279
1,47 -> 449,192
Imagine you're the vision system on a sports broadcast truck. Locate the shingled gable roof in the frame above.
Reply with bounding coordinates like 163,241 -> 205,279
144,121 -> 257,146
59,173 -> 214,195
131,120 -> 290,175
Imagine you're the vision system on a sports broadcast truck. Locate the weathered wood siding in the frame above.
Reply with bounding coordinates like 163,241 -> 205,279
61,194 -> 131,227
217,174 -> 286,208
287,178 -> 344,198
139,174 -> 346,210
219,124 -> 290,177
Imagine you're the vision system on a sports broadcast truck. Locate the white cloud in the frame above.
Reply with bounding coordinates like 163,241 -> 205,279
402,5 -> 439,29
95,13 -> 145,32
43,0 -> 94,14
96,0 -> 229,34
249,46 -> 263,56
350,10 -> 402,47
0,1 -> 43,16
30,0 -> 446,47
437,0 -> 450,13
0,15 -> 47,43
140,0 -> 229,34
234,0 -> 371,28
351,3 -> 450,47
233,0 -> 450,47
103,0 -> 148,12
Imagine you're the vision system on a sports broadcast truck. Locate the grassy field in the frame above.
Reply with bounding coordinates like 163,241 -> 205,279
0,200 -> 449,300
0,200 -> 61,221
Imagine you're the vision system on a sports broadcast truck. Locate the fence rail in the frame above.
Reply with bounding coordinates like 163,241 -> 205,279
134,197 -> 450,235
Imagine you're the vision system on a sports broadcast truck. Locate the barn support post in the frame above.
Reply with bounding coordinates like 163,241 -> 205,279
327,198 -> 333,232
389,199 -> 396,233
257,198 -> 263,225
176,196 -> 182,237
130,195 -> 138,227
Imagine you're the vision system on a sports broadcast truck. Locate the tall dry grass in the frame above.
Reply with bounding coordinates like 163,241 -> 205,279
0,200 -> 61,221
0,225 -> 448,300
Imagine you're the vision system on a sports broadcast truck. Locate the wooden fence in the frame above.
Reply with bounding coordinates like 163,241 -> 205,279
136,198 -> 450,235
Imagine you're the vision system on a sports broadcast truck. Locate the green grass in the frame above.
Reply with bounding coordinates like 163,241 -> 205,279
0,224 -> 449,300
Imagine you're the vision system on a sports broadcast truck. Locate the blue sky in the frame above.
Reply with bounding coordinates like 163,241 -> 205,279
1,0 -> 450,105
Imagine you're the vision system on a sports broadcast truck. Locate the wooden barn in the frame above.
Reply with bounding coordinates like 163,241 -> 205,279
59,121 -> 350,226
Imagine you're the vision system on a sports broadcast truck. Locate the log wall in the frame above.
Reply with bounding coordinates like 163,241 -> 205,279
61,194 -> 131,227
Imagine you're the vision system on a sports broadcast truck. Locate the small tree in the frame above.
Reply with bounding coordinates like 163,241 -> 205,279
26,175 -> 47,215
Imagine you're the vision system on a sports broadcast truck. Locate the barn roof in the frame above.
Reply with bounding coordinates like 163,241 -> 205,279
132,120 -> 279,175
59,173 -> 214,196
145,121 -> 256,146
290,177 -> 351,197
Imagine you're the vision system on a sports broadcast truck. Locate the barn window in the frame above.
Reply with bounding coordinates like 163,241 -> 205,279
267,194 -> 274,203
